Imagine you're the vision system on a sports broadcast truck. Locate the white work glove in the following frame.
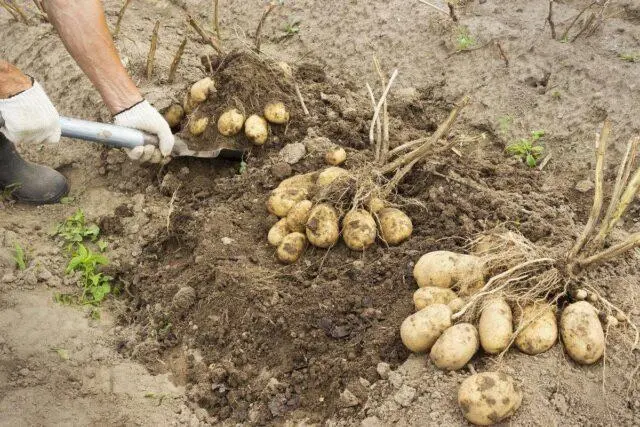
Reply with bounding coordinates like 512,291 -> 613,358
0,81 -> 61,144
113,100 -> 174,163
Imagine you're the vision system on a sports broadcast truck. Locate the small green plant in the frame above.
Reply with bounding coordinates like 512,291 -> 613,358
54,209 -> 100,249
619,52 -> 640,63
497,115 -> 513,136
65,243 -> 112,305
13,242 -> 26,270
456,27 -> 475,51
281,19 -> 300,37
506,130 -> 545,167
551,90 -> 562,100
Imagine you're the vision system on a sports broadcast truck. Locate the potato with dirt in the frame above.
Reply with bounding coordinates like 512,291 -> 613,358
277,172 -> 318,192
268,218 -> 290,246
267,187 -> 309,217
479,297 -> 513,354
163,104 -> 184,128
305,204 -> 340,248
342,209 -> 377,251
244,114 -> 269,145
325,146 -> 346,165
264,101 -> 290,124
560,301 -> 605,364
400,304 -> 452,353
515,303 -> 557,355
286,200 -> 313,233
430,323 -> 479,370
377,208 -> 412,245
190,77 -> 215,102
217,108 -> 245,136
277,232 -> 307,264
413,251 -> 484,293
458,372 -> 522,425
413,287 -> 457,311
188,117 -> 209,136
316,166 -> 351,188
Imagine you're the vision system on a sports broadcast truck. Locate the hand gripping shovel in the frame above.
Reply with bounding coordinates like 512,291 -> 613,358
0,115 -> 246,161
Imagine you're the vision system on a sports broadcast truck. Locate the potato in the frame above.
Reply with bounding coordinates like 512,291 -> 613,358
430,323 -> 479,370
325,146 -> 347,166
514,303 -> 557,355
413,287 -> 457,311
244,114 -> 269,145
277,232 -> 306,264
277,61 -> 293,79
190,77 -> 215,103
183,93 -> 199,114
317,167 -> 350,188
277,172 -> 318,192
377,208 -> 412,246
400,304 -> 452,353
367,197 -> 386,214
560,301 -> 604,364
413,251 -> 484,294
163,104 -> 184,128
305,204 -> 339,248
189,117 -> 209,136
268,218 -> 290,247
448,297 -> 465,312
479,298 -> 513,355
286,200 -> 313,233
342,209 -> 376,251
218,108 -> 245,136
458,372 -> 522,426
264,101 -> 290,124
267,187 -> 308,217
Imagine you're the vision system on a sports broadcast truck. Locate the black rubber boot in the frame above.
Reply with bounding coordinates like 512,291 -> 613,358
0,133 -> 68,204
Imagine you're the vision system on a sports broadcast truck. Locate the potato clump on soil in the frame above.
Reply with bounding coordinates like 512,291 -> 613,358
413,287 -> 458,311
305,204 -> 340,248
478,297 -> 513,355
217,108 -> 245,136
413,251 -> 484,291
458,372 -> 522,425
377,208 -> 413,246
560,301 -> 605,364
400,304 -> 452,353
430,323 -> 479,370
325,146 -> 347,166
244,114 -> 269,145
514,303 -> 558,355
342,209 -> 377,251
264,101 -> 290,124
277,232 -> 307,264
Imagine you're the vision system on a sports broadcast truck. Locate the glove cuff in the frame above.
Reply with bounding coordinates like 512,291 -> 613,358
0,81 -> 59,119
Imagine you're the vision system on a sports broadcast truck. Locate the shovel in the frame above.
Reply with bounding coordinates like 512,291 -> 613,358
0,115 -> 246,161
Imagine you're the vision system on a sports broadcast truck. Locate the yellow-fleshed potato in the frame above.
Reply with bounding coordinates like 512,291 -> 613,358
163,104 -> 184,128
430,323 -> 479,370
190,77 -> 215,103
267,187 -> 309,217
317,167 -> 351,188
189,117 -> 209,136
217,108 -> 245,136
305,204 -> 339,248
325,146 -> 347,166
342,209 -> 377,251
479,298 -> 513,355
367,197 -> 386,214
413,287 -> 458,311
268,218 -> 290,247
264,101 -> 290,124
377,208 -> 413,246
412,251 -> 484,293
514,303 -> 557,355
458,372 -> 522,426
277,232 -> 306,264
286,200 -> 313,233
244,114 -> 269,145
560,301 -> 605,364
400,304 -> 452,353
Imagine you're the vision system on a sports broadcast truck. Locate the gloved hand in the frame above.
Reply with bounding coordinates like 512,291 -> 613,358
113,100 -> 175,163
0,81 -> 61,144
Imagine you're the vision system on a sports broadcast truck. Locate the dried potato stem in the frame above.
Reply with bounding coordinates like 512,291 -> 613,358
387,138 -> 426,158
578,231 -> 640,268
568,119 -> 610,259
561,1 -> 596,41
146,20 -> 160,80
213,0 -> 221,41
188,14 -> 224,54
416,0 -> 450,16
0,1 -> 21,21
373,57 -> 390,164
168,37 -> 187,83
366,82 -> 382,159
113,0 -> 133,38
254,3 -> 275,53
294,82 -> 309,116
369,69 -> 398,164
1,0 -> 28,23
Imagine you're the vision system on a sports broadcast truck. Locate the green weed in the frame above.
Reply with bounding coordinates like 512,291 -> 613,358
54,209 -> 100,249
619,52 -> 640,63
281,19 -> 300,37
65,244 -> 112,305
506,130 -> 545,167
13,242 -> 26,270
456,27 -> 475,51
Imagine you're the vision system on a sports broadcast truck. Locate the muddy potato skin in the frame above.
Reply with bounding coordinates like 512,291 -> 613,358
515,303 -> 557,355
278,172 -> 318,192
458,372 -> 522,426
189,117 -> 209,136
267,187 -> 308,217
277,232 -> 306,264
367,197 -> 386,214
244,114 -> 269,145
268,218 -> 290,247
560,301 -> 605,364
190,77 -> 215,102
448,297 -> 465,312
413,287 -> 458,311
400,304 -> 452,353
286,200 -> 313,233
305,204 -> 339,248
317,167 -> 350,187
479,298 -> 513,355
378,208 -> 413,245
264,101 -> 290,124
342,209 -> 377,251
325,147 -> 347,166
218,109 -> 245,136
413,251 -> 483,291
163,104 -> 184,128
430,323 -> 479,370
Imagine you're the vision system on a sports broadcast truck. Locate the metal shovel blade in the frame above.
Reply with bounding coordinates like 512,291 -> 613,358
172,138 -> 245,160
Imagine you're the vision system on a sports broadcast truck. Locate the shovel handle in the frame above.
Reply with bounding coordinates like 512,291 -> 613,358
0,114 -> 159,149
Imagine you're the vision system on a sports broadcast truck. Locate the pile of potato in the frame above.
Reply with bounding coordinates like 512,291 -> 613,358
399,249 -> 613,425
163,77 -> 290,145
266,156 -> 413,262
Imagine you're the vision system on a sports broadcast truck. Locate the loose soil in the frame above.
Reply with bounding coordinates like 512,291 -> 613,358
2,0 -> 640,426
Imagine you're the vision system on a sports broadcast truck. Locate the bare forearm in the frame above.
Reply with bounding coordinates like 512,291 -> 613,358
0,61 -> 32,99
44,0 -> 141,114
